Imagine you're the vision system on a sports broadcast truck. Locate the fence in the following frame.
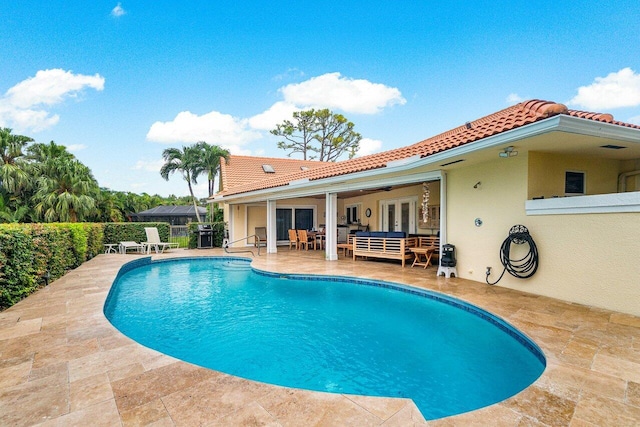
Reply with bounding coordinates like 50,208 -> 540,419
169,225 -> 189,248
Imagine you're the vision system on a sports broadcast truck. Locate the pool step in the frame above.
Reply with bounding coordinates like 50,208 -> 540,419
220,261 -> 252,271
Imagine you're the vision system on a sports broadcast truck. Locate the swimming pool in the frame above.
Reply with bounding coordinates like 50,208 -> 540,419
104,257 -> 545,420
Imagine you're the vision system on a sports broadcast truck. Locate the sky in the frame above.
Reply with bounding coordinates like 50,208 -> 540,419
1,1 -> 640,198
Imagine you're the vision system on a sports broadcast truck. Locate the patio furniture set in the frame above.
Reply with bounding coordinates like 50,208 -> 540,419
104,227 -> 179,255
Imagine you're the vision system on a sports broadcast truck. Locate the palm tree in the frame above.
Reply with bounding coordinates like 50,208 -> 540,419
0,127 -> 32,193
32,158 -> 99,222
26,140 -> 75,163
93,188 -> 125,222
160,145 -> 204,222
194,141 -> 230,197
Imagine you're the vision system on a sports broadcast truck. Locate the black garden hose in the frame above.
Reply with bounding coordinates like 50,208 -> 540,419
486,225 -> 539,285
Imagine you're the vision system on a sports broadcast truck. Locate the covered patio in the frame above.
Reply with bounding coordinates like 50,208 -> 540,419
1,249 -> 639,425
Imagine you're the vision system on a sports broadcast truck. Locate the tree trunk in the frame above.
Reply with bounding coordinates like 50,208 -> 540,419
187,180 -> 202,223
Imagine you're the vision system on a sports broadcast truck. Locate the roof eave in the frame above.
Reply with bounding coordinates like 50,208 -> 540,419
213,115 -> 640,204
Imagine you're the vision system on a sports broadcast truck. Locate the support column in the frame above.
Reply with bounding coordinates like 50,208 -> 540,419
325,192 -> 338,260
266,200 -> 277,254
439,172 -> 447,251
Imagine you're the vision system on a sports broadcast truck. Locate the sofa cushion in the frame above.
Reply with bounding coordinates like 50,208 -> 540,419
386,231 -> 406,238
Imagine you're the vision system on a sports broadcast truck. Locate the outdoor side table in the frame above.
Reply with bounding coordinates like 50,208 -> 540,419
409,247 -> 436,269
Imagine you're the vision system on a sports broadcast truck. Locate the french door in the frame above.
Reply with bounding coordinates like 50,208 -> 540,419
380,198 -> 417,234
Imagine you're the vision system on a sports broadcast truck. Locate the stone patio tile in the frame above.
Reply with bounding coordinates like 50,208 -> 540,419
112,362 -> 218,412
501,385 -> 575,426
0,369 -> 69,427
119,398 -> 173,426
0,318 -> 42,340
591,353 -> 640,383
257,387 -> 383,426
34,398 -> 121,427
573,393 -> 640,427
70,372 -> 114,411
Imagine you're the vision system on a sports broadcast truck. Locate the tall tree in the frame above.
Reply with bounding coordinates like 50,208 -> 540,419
26,140 -> 75,163
271,109 -> 362,161
194,141 -> 230,197
0,128 -> 33,193
160,145 -> 204,222
32,158 -> 99,222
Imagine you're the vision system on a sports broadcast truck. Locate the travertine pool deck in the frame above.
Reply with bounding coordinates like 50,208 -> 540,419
1,248 -> 639,426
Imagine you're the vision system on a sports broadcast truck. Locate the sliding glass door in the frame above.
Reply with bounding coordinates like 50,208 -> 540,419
275,207 -> 315,242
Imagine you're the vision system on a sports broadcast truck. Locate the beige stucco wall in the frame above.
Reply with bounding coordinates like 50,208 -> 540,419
528,152 -> 621,198
447,153 -> 640,316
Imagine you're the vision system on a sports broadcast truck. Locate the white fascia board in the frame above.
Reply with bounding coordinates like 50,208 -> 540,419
526,191 -> 640,215
555,115 -> 640,143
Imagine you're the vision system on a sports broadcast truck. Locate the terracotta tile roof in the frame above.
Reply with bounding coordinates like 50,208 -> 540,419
218,100 -> 640,197
219,155 -> 326,194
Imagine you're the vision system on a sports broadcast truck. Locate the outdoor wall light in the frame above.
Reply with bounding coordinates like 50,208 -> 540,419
473,181 -> 481,189
499,146 -> 518,158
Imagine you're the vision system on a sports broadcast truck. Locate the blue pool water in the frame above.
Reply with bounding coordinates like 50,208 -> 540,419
104,257 -> 545,420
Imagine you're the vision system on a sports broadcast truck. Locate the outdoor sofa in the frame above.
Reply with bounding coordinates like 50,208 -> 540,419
352,231 -> 417,267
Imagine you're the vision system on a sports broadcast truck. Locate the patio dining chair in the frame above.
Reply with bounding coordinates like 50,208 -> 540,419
297,229 -> 315,250
254,227 -> 267,247
288,229 -> 299,250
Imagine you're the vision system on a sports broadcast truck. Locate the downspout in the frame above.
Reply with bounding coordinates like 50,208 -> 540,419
618,170 -> 640,192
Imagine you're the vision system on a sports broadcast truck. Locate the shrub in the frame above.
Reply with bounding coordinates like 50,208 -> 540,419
103,222 -> 170,244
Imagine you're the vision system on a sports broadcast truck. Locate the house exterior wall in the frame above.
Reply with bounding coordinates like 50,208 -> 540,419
447,153 -> 640,316
527,151 -> 621,198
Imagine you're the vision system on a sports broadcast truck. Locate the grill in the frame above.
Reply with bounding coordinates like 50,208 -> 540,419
197,224 -> 213,249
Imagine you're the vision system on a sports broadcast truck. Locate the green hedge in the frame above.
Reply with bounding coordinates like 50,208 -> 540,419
0,223 -> 103,309
102,222 -> 170,244
0,222 -> 173,310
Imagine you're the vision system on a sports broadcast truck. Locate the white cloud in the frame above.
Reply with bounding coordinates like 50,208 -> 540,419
248,101 -> 297,130
279,72 -> 406,114
66,144 -> 86,152
568,68 -> 640,110
5,69 -> 104,109
506,93 -> 524,104
146,110 -> 262,146
0,104 -> 59,132
0,69 -> 104,132
628,115 -> 640,125
133,159 -> 164,172
355,138 -> 383,157
111,3 -> 126,17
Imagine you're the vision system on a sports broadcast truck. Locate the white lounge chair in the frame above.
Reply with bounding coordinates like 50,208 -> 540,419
119,241 -> 144,254
143,227 -> 179,254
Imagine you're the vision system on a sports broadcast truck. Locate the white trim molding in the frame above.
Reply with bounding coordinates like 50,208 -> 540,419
526,191 -> 640,215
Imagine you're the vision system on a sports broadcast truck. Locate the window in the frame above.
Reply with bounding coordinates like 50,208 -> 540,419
262,164 -> 275,173
565,171 -> 585,196
345,204 -> 360,224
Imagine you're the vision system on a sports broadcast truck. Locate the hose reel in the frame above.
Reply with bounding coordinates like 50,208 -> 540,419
486,225 -> 539,286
